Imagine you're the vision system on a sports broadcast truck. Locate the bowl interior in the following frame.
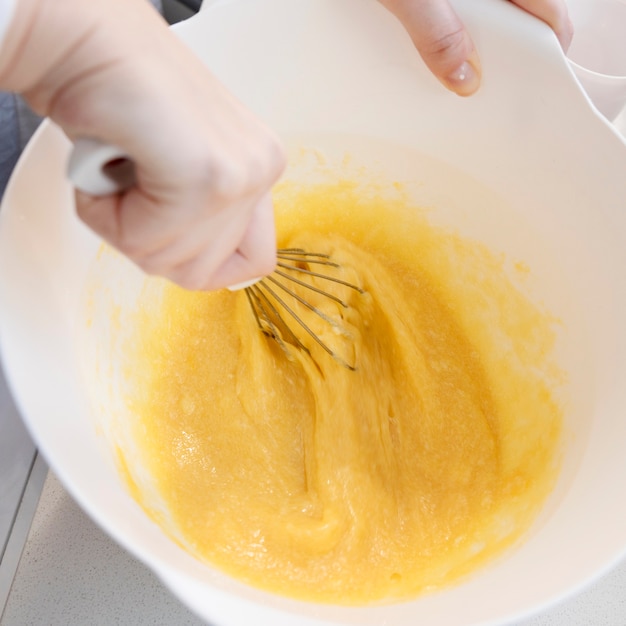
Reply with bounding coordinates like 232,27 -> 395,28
2,0 -> 626,624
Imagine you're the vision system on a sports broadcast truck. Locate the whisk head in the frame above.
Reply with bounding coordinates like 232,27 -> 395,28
244,248 -> 364,370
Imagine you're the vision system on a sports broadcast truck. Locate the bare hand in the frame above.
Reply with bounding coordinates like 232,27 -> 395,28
0,0 -> 286,291
379,0 -> 573,96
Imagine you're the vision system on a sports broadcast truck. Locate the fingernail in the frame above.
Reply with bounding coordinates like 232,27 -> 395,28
444,55 -> 481,97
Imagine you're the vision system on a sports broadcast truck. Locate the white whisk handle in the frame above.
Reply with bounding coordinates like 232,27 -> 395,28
227,278 -> 262,291
68,137 -> 135,196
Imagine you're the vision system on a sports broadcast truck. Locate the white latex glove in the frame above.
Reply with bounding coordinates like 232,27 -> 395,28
0,0 -> 286,291
379,0 -> 573,96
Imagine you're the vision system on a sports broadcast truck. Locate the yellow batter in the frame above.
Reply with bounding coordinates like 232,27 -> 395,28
120,181 -> 563,604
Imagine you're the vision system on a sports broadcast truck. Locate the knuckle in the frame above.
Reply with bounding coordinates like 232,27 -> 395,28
165,251 -> 219,292
133,253 -> 161,277
115,229 -> 156,260
208,133 -> 286,199
263,133 -> 287,180
270,149 -> 287,183
176,273 -> 207,291
424,26 -> 467,60
117,238 -> 145,259
149,259 -> 207,291
210,161 -> 248,198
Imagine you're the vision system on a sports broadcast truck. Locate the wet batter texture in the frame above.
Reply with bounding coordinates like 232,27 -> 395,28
120,181 -> 563,604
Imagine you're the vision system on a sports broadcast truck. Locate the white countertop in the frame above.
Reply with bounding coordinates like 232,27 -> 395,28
1,468 -> 626,626
1,469 -> 204,626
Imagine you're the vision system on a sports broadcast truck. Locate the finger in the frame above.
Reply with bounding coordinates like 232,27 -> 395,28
74,191 -> 124,243
379,0 -> 481,96
201,192 -> 277,290
76,174 -> 279,291
75,189 -> 180,260
164,192 -> 277,291
511,0 -> 573,50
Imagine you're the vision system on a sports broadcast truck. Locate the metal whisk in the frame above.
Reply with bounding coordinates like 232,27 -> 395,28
65,140 -> 364,368
244,249 -> 364,369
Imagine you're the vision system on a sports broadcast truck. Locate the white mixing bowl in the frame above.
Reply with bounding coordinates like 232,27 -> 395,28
2,0 -> 626,624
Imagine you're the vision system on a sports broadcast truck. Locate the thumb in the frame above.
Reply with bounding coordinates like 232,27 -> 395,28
380,0 -> 482,96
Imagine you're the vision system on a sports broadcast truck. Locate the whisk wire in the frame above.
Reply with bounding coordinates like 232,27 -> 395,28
265,274 -> 346,329
254,281 -> 334,356
246,283 -> 308,354
272,268 -> 349,308
244,248 -> 362,370
277,249 -> 337,265
276,263 -> 366,295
